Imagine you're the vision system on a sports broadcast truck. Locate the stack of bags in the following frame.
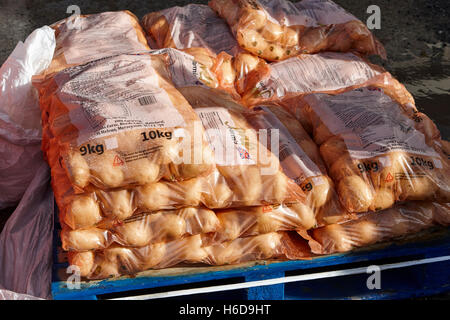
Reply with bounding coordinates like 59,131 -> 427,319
33,0 -> 449,280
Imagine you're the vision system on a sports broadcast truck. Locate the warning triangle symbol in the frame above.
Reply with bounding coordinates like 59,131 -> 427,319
113,155 -> 124,166
385,172 -> 394,182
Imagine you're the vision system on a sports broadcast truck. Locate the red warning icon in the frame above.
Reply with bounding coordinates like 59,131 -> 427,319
113,155 -> 124,166
385,172 -> 394,183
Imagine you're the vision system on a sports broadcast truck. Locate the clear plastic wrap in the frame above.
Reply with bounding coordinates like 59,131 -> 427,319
61,207 -> 220,251
141,4 -> 241,56
241,51 -> 414,107
151,48 -> 240,99
209,0 -> 385,61
178,86 -> 307,207
244,105 -> 355,225
298,88 -> 449,213
44,11 -> 150,76
303,202 -> 450,254
206,204 -> 316,244
68,231 -> 309,279
35,53 -> 215,192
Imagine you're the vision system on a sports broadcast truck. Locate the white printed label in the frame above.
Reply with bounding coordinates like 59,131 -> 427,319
60,11 -> 149,65
258,52 -> 380,98
307,88 -> 440,159
152,48 -> 216,88
195,107 -> 255,166
258,0 -> 356,27
248,107 -> 322,184
56,55 -> 185,145
162,4 -> 240,55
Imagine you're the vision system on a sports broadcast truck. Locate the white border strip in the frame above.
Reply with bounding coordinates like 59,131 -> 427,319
110,255 -> 450,300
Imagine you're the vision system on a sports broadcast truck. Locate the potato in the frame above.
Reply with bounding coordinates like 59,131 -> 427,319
65,195 -> 102,229
182,178 -> 203,206
90,151 -> 125,188
347,220 -> 379,245
99,189 -> 134,221
337,175 -> 374,213
217,211 -> 244,241
238,28 -> 268,56
371,187 -> 395,211
267,171 -> 289,203
256,211 -> 282,234
234,52 -> 261,76
314,122 -> 334,145
255,232 -> 282,258
261,21 -> 283,41
104,246 -> 139,273
152,213 -> 186,240
194,208 -> 220,233
329,155 -> 362,182
141,243 -> 166,269
115,217 -> 153,247
320,137 -> 348,165
240,8 -> 267,31
68,251 -> 95,278
288,202 -> 316,230
93,260 -> 120,279
62,228 -> 107,251
202,181 -> 233,208
175,144 -> 215,179
67,151 -> 90,188
312,224 -> 353,253
183,235 -> 208,262
211,243 -> 243,265
281,26 -> 300,47
233,166 -> 263,206
218,56 -> 236,86
136,182 -> 172,211
125,158 -> 160,185
262,43 -> 286,61
304,176 -> 332,208
398,175 -> 437,201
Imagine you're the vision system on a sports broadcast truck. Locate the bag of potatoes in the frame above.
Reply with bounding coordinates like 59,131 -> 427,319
61,207 -> 220,251
150,47 -> 240,99
303,202 -> 449,254
244,105 -> 355,225
299,88 -> 449,213
141,5 -> 268,96
206,204 -> 316,244
141,4 -> 241,56
178,86 -> 307,207
241,51 -> 414,107
35,53 -> 215,192
209,0 -> 385,62
43,11 -> 150,76
68,231 -> 309,279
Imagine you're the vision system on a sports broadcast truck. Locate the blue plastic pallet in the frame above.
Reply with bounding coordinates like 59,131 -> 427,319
52,225 -> 450,300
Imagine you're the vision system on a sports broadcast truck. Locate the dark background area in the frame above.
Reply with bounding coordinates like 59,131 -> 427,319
0,0 -> 449,298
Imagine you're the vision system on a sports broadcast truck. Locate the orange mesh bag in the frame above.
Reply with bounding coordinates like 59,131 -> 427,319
35,53 -> 215,192
240,52 -> 414,107
68,231 -> 310,279
209,0 -> 385,62
299,88 -> 450,213
141,4 -> 240,56
44,11 -> 150,76
303,202 -> 450,254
